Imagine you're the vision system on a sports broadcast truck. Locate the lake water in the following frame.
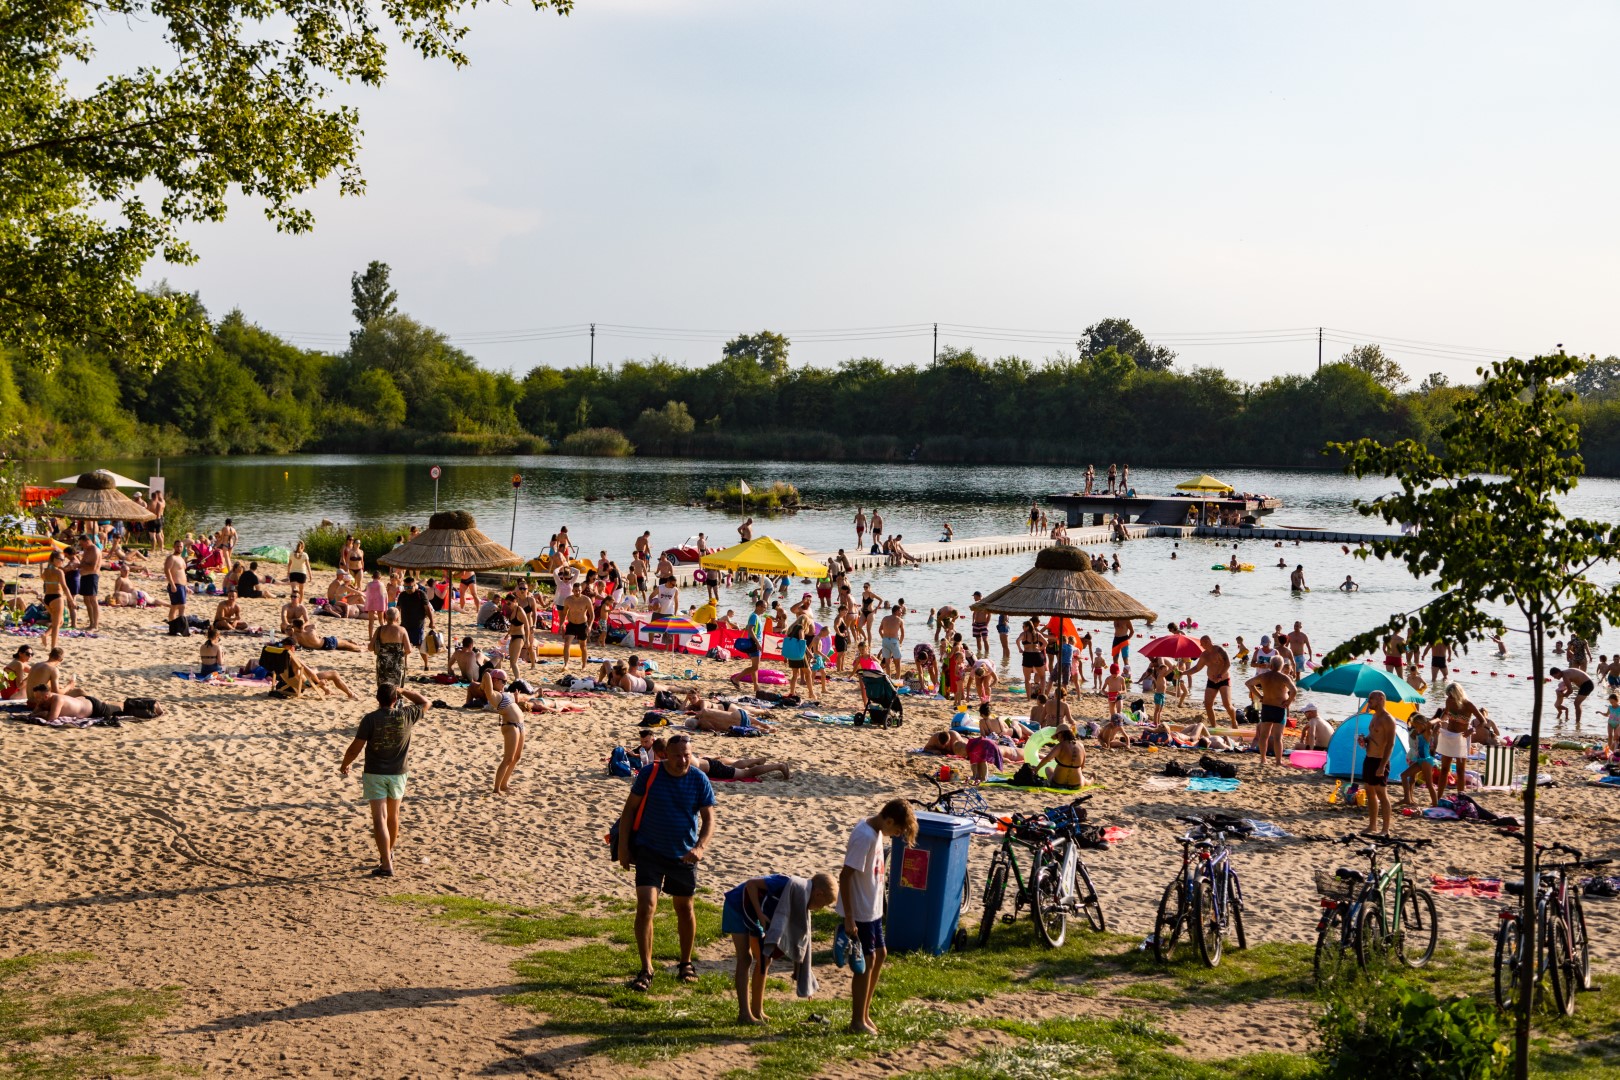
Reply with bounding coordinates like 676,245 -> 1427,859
27,455 -> 1620,736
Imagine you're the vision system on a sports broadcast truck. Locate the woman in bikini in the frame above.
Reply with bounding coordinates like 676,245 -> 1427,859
1037,725 -> 1087,789
489,670 -> 525,794
1018,620 -> 1046,698
287,540 -> 311,605
198,628 -> 225,677
1433,682 -> 1484,802
41,551 -> 67,653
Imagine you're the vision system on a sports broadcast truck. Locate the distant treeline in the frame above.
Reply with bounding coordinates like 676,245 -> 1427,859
6,264 -> 1620,475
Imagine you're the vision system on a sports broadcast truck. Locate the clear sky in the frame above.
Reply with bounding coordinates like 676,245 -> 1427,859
120,1 -> 1619,382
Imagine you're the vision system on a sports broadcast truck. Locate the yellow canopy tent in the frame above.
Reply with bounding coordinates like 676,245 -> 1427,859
699,536 -> 828,579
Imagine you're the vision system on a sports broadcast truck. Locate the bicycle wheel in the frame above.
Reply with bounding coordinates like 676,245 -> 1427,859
1153,877 -> 1189,964
978,860 -> 1007,948
1494,915 -> 1525,1012
1571,893 -> 1592,991
1031,845 -> 1068,948
1548,913 -> 1579,1017
1314,906 -> 1350,987
1229,872 -> 1247,951
1397,888 -> 1438,968
1193,875 -> 1224,967
1075,858 -> 1106,932
1353,894 -> 1389,972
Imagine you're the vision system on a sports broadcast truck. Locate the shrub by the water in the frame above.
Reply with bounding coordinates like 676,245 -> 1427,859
299,523 -> 413,571
1315,974 -> 1508,1080
558,427 -> 634,457
702,481 -> 801,511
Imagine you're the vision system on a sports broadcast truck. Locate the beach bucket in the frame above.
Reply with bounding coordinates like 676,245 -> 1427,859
1289,749 -> 1327,770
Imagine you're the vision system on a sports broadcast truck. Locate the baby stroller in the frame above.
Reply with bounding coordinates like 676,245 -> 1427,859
856,668 -> 904,728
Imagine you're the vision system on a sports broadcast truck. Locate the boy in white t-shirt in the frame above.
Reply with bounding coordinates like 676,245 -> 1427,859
835,799 -> 918,1034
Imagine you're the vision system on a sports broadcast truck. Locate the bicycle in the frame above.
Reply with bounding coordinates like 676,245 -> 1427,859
1152,815 -> 1251,967
1494,841 -> 1610,1016
977,797 -> 1104,949
1313,834 -> 1438,987
909,767 -> 991,819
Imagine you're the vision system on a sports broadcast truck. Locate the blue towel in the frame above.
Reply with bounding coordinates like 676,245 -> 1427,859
1188,776 -> 1241,793
1241,818 -> 1289,838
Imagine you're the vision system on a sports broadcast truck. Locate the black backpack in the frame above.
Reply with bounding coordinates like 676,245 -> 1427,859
1199,754 -> 1237,780
654,689 -> 681,710
1011,763 -> 1044,787
168,616 -> 191,637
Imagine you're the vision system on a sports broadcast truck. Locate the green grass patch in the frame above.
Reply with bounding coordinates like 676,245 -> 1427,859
0,952 -> 179,1078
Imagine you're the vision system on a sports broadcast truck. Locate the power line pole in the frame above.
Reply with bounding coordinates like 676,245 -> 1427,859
933,322 -> 938,364
590,323 -> 595,369
1317,327 -> 1323,372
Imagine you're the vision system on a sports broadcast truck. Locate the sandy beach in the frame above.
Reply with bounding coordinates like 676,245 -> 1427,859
3,587 -> 1618,1077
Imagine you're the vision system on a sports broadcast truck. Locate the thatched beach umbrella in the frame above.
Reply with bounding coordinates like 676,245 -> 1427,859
379,510 -> 521,643
56,471 -> 157,523
971,545 -> 1156,714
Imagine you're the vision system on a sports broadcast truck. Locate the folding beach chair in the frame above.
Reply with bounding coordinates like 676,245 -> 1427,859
1483,745 -> 1516,789
856,669 -> 904,729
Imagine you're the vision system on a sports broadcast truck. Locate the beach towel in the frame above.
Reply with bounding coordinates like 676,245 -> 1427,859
1431,876 -> 1504,899
1101,826 -> 1132,844
1141,776 -> 1186,791
982,778 -> 1103,794
709,774 -> 761,783
800,712 -> 860,725
1592,775 -> 1620,788
1240,819 -> 1290,839
1423,807 -> 1460,819
1187,776 -> 1241,793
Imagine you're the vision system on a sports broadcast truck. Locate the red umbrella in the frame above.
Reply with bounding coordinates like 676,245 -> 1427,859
1139,633 -> 1204,660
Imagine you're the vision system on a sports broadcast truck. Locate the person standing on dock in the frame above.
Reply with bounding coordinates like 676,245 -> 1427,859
1106,463 -> 1117,494
1084,464 -> 1095,496
1121,463 -> 1130,494
854,508 -> 867,549
870,509 -> 883,543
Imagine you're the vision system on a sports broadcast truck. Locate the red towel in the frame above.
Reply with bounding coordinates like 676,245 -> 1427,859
1430,875 -> 1503,899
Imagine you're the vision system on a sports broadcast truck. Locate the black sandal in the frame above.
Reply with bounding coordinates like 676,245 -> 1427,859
676,961 -> 698,984
628,970 -> 653,992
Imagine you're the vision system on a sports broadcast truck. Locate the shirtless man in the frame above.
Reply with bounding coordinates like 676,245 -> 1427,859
877,606 -> 905,678
164,541 -> 188,624
1289,565 -> 1307,592
694,752 -> 791,782
218,518 -> 238,554
289,617 -> 364,652
853,508 -> 867,547
970,596 -> 991,659
922,729 -> 971,757
1551,666 -> 1596,726
560,589 -> 594,671
1424,639 -> 1452,679
1187,636 -> 1237,726
686,702 -> 774,734
25,647 -> 74,708
1359,691 -> 1397,835
280,596 -> 311,634
737,517 -> 754,542
31,692 -> 114,724
446,636 -> 483,682
1382,630 -> 1406,673
933,602 -> 957,647
1244,656 -> 1297,768
1110,616 -> 1133,666
281,640 -> 359,700
326,572 -> 364,618
1285,622 -> 1313,670
212,589 -> 248,631
76,535 -> 102,631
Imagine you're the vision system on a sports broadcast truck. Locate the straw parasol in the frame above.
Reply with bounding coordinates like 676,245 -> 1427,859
54,469 -> 148,489
972,546 -> 1156,714
379,510 -> 520,642
55,471 -> 157,523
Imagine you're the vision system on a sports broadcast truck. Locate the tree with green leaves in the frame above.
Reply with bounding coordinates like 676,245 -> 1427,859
1417,371 -> 1450,394
1339,342 -> 1408,390
1077,317 -> 1177,371
0,0 -> 573,373
1562,354 -> 1620,400
351,261 -> 399,328
1325,352 -> 1620,1078
723,330 -> 791,376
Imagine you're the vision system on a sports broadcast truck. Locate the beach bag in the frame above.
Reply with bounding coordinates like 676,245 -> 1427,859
605,627 -> 629,645
509,679 -> 536,695
654,689 -> 681,711
422,630 -> 444,656
168,616 -> 191,637
733,636 -> 759,656
706,646 -> 727,660
1199,754 -> 1237,780
605,763 -> 659,862
1163,760 -> 1189,777
481,612 -> 508,633
122,697 -> 162,719
21,603 -> 46,625
606,746 -> 635,778
641,710 -> 670,727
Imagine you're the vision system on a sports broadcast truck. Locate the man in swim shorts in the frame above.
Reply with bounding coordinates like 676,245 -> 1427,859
1286,622 -> 1312,670
1359,691 -> 1396,835
877,605 -> 905,678
970,593 -> 990,659
1111,616 -> 1133,663
164,541 -> 188,625
1186,635 -> 1237,727
339,683 -> 432,877
1244,655 -> 1297,767
1551,666 -> 1597,726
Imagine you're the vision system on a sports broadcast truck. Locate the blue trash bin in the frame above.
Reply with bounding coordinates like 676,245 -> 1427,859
885,811 -> 975,955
